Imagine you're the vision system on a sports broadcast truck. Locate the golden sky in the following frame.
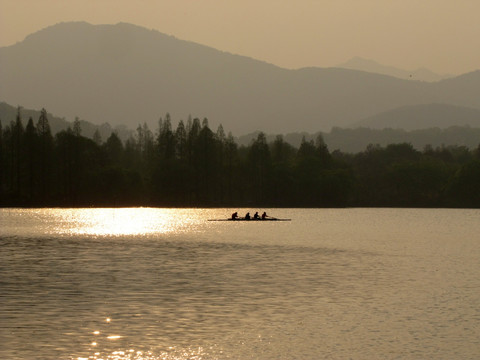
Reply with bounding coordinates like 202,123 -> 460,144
1,0 -> 479,75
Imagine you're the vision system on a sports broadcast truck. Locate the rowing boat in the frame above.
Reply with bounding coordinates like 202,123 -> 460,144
208,218 -> 291,221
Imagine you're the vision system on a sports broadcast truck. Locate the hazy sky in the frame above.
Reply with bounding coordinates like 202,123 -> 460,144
1,0 -> 479,75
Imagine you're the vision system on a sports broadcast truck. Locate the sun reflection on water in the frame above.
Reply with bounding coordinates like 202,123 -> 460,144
76,347 -> 208,360
75,316 -> 211,360
51,208 -> 199,237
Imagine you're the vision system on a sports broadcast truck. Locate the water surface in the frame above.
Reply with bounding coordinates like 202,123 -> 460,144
1,208 -> 479,359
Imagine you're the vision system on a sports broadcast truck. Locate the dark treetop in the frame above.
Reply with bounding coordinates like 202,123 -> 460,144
1,109 -> 480,208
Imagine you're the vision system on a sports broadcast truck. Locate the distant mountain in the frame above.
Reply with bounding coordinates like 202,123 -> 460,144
352,103 -> 480,130
338,57 -> 452,82
1,22 -> 480,134
325,126 -> 480,153
4,101 -> 479,154
0,102 -> 131,142
236,126 -> 480,153
0,102 -> 69,132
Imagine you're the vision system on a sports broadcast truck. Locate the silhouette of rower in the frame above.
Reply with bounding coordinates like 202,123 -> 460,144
244,212 -> 251,220
231,212 -> 238,220
253,212 -> 260,220
261,211 -> 268,220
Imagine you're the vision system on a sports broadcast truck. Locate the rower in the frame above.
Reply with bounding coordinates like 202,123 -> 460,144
261,212 -> 268,220
231,212 -> 238,220
253,212 -> 260,220
244,212 -> 251,220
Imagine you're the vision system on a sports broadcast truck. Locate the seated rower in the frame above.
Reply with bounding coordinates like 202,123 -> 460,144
261,212 -> 268,220
253,212 -> 260,220
244,212 -> 251,220
231,212 -> 239,220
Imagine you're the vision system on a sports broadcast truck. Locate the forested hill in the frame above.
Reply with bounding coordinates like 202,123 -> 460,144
3,101 -> 480,154
338,57 -> 452,82
1,22 -> 480,134
353,103 -> 480,130
0,102 -> 132,143
238,126 -> 480,153
1,111 -> 480,208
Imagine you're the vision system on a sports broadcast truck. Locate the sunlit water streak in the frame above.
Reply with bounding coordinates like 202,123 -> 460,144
1,208 -> 479,359
54,208 -> 197,237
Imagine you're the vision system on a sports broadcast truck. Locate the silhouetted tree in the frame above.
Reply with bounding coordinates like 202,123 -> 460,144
2,107 -> 480,208
295,137 -> 322,205
270,135 -> 295,205
104,132 -> 124,166
24,117 -> 38,202
12,108 -> 24,198
222,132 -> 240,203
0,122 -> 4,201
247,132 -> 272,203
37,108 -> 54,202
157,113 -> 175,160
315,134 -> 331,166
175,120 -> 187,161
446,160 -> 480,207
186,117 -> 202,202
93,129 -> 102,145
170,120 -> 190,204
152,114 -> 179,204
190,118 -> 218,203
73,117 -> 82,137
56,129 -> 76,203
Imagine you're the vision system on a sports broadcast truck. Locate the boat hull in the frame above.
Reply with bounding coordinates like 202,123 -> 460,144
208,218 -> 291,221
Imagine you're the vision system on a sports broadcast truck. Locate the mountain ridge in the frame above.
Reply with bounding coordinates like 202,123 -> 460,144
1,22 -> 480,134
338,56 -> 453,82
353,103 -> 480,130
0,101 -> 132,142
3,100 -> 480,155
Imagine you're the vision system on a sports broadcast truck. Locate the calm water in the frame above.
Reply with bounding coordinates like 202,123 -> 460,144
1,208 -> 479,360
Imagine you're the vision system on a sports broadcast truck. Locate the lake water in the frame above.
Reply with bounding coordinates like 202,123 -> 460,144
1,208 -> 479,360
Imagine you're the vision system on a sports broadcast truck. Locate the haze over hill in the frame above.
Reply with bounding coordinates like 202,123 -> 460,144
0,102 -> 131,142
353,103 -> 480,130
338,57 -> 452,82
1,22 -> 480,134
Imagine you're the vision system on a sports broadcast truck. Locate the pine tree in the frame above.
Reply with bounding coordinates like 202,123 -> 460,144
93,129 -> 102,145
175,120 -> 187,161
0,122 -> 4,202
13,107 -> 24,198
37,108 -> 54,201
247,132 -> 272,203
73,117 -> 82,137
24,117 -> 38,202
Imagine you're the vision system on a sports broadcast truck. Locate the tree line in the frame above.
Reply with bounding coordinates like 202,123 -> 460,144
238,126 -> 480,153
1,108 -> 480,208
